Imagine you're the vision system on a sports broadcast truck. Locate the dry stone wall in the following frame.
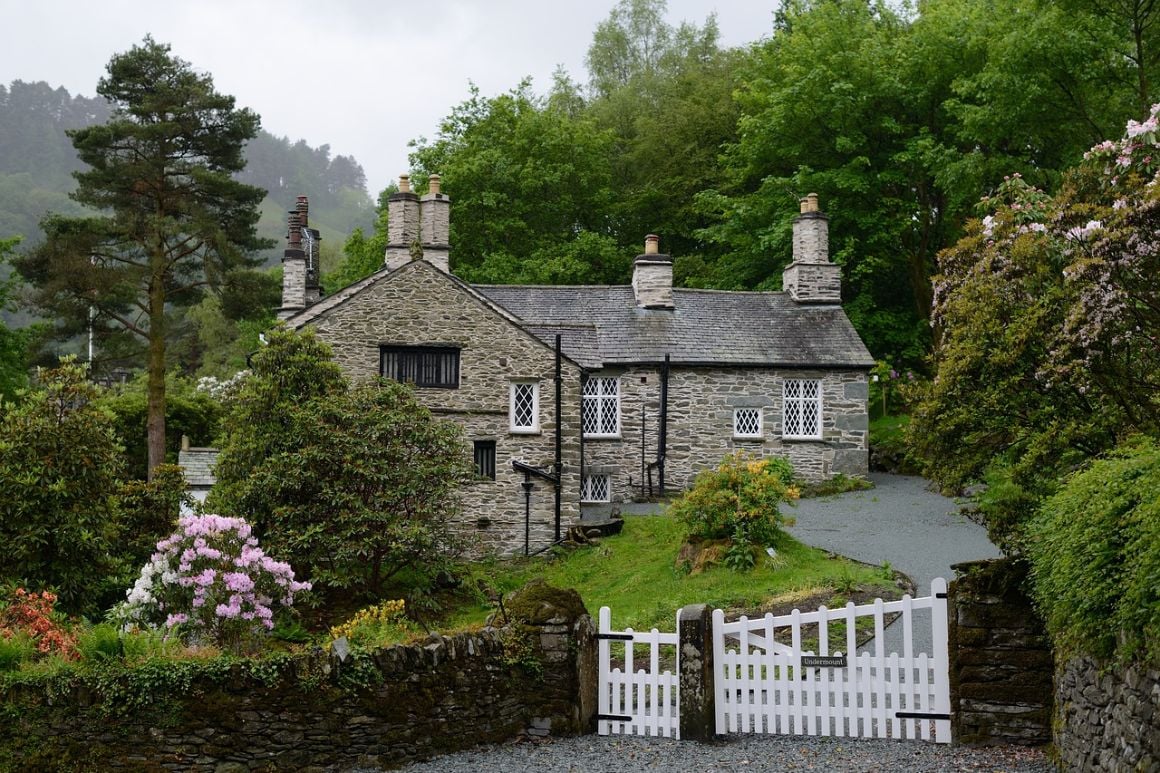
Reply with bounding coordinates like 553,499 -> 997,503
1055,656 -> 1160,771
0,587 -> 595,771
583,365 -> 868,503
303,261 -> 583,555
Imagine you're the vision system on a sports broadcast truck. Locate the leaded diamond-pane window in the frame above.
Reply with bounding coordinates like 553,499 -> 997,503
581,474 -> 611,503
510,381 -> 539,433
734,407 -> 763,438
783,379 -> 823,439
582,377 -> 619,437
380,346 -> 459,388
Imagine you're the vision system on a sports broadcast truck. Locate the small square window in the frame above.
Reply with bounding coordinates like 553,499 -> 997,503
510,381 -> 539,433
581,474 -> 611,503
473,440 -> 496,480
734,407 -> 763,438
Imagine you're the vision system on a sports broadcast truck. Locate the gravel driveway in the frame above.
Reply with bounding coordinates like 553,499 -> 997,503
391,474 -> 1049,772
394,732 -> 1052,772
786,472 -> 1001,593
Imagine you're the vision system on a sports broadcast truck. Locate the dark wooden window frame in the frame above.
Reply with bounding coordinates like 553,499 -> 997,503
380,345 -> 460,389
473,440 -> 497,480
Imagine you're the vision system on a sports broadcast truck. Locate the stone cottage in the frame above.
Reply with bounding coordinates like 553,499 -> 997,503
277,176 -> 874,555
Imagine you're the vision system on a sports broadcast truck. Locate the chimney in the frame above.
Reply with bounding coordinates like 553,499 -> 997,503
632,234 -> 674,309
297,196 -> 322,304
782,194 -> 841,303
385,174 -> 421,271
278,209 -> 307,319
420,173 -> 451,273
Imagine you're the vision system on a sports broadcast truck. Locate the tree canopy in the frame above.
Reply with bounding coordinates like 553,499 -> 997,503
15,37 -> 270,476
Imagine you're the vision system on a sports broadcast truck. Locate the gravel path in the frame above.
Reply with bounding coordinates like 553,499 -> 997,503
393,733 -> 1053,772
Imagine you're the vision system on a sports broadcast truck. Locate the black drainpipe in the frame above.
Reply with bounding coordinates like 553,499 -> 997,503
554,334 -> 562,542
658,354 -> 669,496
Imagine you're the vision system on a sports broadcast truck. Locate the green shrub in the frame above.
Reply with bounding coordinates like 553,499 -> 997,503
1028,437 -> 1160,662
0,633 -> 35,671
976,461 -> 1044,554
76,624 -> 122,662
670,452 -> 798,563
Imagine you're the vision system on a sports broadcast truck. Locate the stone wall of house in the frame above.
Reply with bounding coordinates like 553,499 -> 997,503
0,585 -> 596,771
301,261 -> 583,555
583,365 -> 868,503
1054,656 -> 1160,770
948,558 -> 1053,746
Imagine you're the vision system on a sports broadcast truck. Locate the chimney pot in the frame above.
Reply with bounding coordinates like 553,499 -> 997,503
429,174 -> 441,196
287,212 -> 301,247
399,174 -> 411,193
296,195 -> 308,227
644,234 -> 659,255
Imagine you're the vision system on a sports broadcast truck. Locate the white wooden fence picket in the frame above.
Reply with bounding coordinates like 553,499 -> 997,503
596,607 -> 680,738
712,578 -> 951,743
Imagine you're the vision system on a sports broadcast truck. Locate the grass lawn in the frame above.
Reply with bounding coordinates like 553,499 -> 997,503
441,512 -> 899,635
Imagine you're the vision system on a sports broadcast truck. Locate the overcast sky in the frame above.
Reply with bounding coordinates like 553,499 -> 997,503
2,1 -> 777,196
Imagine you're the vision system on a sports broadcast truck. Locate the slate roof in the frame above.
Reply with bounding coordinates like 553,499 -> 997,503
475,285 -> 875,369
178,448 -> 219,488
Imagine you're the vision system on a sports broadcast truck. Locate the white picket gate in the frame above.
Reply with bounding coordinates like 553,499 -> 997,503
596,607 -> 680,738
713,578 -> 951,743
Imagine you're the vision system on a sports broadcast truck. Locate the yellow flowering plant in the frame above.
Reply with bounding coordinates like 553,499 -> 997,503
669,452 -> 798,558
329,599 -> 413,647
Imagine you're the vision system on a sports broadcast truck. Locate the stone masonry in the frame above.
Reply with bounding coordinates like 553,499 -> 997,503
948,558 -> 1053,746
0,584 -> 597,771
298,260 -> 582,555
583,365 -> 869,501
1055,656 -> 1160,771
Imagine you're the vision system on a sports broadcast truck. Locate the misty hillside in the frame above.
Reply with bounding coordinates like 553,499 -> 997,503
0,80 -> 374,268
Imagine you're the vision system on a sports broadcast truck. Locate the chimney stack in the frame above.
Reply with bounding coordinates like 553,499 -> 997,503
278,208 -> 308,319
420,173 -> 451,273
632,234 -> 674,309
297,196 -> 322,305
782,194 -> 841,303
385,174 -> 421,271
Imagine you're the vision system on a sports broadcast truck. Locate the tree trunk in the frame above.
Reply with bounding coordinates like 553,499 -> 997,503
146,272 -> 167,479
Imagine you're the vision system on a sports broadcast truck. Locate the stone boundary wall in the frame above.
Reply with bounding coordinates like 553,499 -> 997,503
0,586 -> 596,771
1055,656 -> 1160,771
948,558 -> 1053,745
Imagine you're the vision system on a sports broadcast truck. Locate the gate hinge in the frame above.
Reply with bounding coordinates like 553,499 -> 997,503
895,711 -> 951,720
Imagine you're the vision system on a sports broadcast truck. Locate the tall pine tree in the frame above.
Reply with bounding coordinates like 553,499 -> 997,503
17,37 -> 270,476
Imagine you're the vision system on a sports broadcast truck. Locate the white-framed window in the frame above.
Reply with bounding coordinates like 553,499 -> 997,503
582,376 -> 620,437
581,474 -> 611,503
509,381 -> 539,433
734,407 -> 763,439
783,378 -> 823,439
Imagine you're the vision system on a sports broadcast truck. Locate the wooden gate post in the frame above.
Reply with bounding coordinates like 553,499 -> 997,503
678,603 -> 716,741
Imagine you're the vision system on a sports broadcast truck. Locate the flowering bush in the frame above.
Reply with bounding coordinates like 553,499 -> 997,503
669,453 -> 799,563
329,599 -> 413,647
0,587 -> 78,660
114,514 -> 310,650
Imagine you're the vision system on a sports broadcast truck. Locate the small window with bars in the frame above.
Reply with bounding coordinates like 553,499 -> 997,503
581,473 -> 611,503
783,378 -> 823,439
734,407 -> 763,438
509,381 -> 539,433
473,440 -> 496,480
380,346 -> 460,388
582,377 -> 620,437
